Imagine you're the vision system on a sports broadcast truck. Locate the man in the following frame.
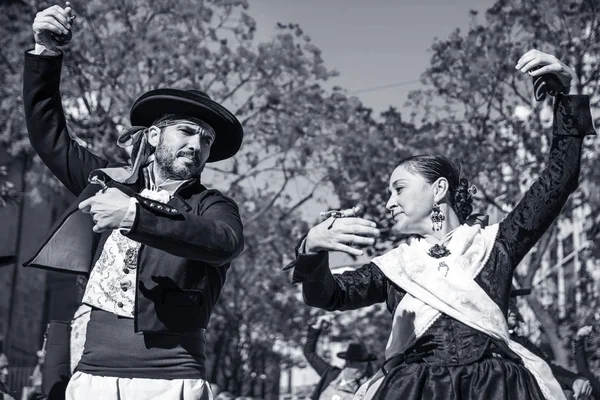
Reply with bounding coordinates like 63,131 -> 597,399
23,3 -> 244,399
0,351 -> 15,400
20,349 -> 44,400
509,289 -> 593,399
573,325 -> 600,399
303,315 -> 375,400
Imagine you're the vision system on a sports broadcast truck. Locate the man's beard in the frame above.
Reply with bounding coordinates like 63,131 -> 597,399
154,143 -> 201,181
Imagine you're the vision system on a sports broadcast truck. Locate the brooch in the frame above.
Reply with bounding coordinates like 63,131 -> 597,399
427,244 -> 451,259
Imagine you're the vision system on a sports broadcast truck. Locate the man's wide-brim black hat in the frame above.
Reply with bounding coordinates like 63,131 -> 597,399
337,343 -> 377,362
130,88 -> 243,163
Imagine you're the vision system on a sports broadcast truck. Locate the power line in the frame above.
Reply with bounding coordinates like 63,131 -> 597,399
348,79 -> 422,95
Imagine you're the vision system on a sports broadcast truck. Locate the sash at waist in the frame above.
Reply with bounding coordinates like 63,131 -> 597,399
77,307 -> 206,379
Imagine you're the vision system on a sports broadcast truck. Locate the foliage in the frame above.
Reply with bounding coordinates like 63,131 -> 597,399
328,0 -> 600,366
0,0 -> 381,395
0,165 -> 18,207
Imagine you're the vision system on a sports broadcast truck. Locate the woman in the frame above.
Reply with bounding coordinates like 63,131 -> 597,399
287,50 -> 596,400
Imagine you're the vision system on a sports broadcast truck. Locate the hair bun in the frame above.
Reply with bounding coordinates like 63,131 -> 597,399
454,178 -> 475,222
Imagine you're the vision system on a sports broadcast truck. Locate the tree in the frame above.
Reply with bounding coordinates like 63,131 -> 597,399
0,166 -> 18,207
320,0 -> 600,370
325,105 -> 439,256
204,194 -> 315,395
0,1 -> 35,208
0,0 -> 383,396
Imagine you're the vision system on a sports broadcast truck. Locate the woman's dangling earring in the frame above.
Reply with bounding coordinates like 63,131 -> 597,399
431,202 -> 445,231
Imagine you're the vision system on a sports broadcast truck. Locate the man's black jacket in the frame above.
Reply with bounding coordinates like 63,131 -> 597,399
22,52 -> 244,333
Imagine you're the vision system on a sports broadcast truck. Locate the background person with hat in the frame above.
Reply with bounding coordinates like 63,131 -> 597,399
509,289 -> 593,399
303,315 -> 375,400
22,3 -> 244,399
573,324 -> 600,399
0,338 -> 16,400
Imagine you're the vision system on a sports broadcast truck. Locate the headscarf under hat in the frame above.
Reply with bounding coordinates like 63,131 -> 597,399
90,88 -> 243,186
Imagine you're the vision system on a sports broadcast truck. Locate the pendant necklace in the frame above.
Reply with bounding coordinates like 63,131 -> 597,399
426,229 -> 456,277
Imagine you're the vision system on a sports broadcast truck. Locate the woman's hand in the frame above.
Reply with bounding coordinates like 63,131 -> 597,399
516,49 -> 579,95
572,377 -> 592,399
576,325 -> 594,340
305,213 -> 380,256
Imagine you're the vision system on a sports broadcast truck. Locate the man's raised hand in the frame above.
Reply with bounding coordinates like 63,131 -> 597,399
32,2 -> 74,51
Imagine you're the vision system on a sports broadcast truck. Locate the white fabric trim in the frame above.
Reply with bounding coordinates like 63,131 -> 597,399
355,223 -> 565,400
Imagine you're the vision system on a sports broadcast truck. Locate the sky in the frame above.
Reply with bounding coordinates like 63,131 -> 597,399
249,0 -> 497,114
244,0 -> 498,269
246,4 -> 505,384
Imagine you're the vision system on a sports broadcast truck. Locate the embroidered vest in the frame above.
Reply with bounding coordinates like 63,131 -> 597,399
81,231 -> 141,317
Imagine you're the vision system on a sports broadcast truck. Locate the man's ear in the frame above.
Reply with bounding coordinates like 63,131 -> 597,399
147,126 -> 160,148
433,177 -> 449,203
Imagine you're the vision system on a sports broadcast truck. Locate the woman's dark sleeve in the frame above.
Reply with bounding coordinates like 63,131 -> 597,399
302,326 -> 332,377
573,337 -> 591,375
549,364 -> 581,390
496,95 -> 596,268
573,338 -> 600,397
517,335 -> 581,389
288,242 -> 389,311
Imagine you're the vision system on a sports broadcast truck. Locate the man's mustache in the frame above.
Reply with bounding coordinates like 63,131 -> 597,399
176,150 -> 200,163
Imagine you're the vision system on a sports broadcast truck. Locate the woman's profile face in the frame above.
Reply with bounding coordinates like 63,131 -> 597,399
386,165 -> 435,236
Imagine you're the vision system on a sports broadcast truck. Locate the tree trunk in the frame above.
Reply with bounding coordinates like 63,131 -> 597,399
527,296 -> 570,366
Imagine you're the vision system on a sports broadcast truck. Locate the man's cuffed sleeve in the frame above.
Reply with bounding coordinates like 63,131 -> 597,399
123,190 -> 243,266
119,197 -> 139,232
28,43 -> 60,56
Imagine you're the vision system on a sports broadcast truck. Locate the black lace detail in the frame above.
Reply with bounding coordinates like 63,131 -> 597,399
297,254 -> 389,311
497,133 -> 585,269
553,95 -> 597,137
